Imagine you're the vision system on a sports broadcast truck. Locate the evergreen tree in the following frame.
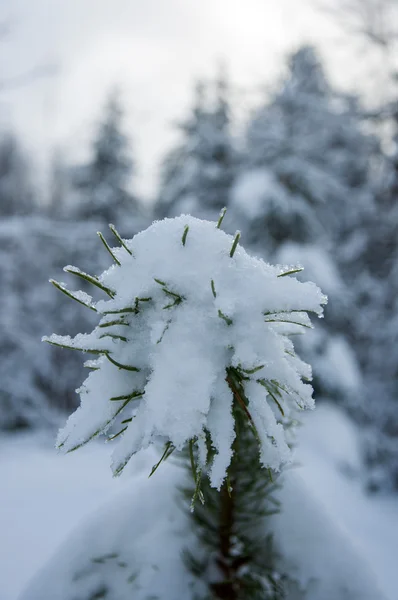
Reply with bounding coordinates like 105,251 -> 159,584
156,70 -> 238,220
47,149 -> 69,219
320,0 -> 398,489
37,213 -> 326,599
358,63 -> 398,493
20,214 -> 386,600
0,132 -> 36,216
71,91 -> 138,225
230,46 -> 376,409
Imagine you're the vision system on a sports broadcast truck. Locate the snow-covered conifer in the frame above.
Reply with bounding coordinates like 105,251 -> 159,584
229,46 -> 376,417
0,132 -> 36,216
234,46 -> 375,255
156,71 -> 238,220
42,211 -> 326,597
71,91 -> 139,226
44,214 -> 325,484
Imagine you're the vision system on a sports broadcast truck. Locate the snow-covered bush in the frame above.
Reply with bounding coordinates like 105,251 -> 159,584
44,213 -> 326,492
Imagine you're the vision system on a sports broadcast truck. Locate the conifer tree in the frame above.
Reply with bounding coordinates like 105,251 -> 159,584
0,132 -> 36,216
230,45 -> 375,410
322,0 -> 398,489
20,214 -> 386,600
36,212 -> 327,599
71,91 -> 138,226
156,70 -> 238,220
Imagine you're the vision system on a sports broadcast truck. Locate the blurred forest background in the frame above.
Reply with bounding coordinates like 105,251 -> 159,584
0,0 -> 397,493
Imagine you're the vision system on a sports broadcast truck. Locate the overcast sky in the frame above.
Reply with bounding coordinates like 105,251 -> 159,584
0,0 -> 385,200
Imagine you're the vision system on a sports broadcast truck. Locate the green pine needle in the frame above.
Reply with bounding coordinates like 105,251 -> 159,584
277,267 -> 304,278
107,426 -> 128,441
229,231 -> 241,258
257,379 -> 285,417
216,207 -> 227,229
50,279 -> 97,312
149,441 -> 175,478
63,397 -> 132,452
109,223 -> 133,255
218,309 -> 233,326
189,440 -> 205,509
264,317 -> 312,329
103,307 -> 136,315
97,231 -> 121,266
63,266 -> 115,298
105,353 -> 141,372
99,333 -> 128,342
156,320 -> 171,344
109,390 -> 144,402
211,279 -> 217,298
182,225 -> 189,246
242,364 -> 264,375
99,319 -> 129,328
43,337 -> 103,354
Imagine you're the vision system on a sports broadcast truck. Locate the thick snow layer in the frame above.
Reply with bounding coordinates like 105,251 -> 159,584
295,403 -> 398,600
272,470 -> 386,599
0,433 -> 127,600
46,215 -> 326,487
2,404 -> 398,600
19,449 -> 203,600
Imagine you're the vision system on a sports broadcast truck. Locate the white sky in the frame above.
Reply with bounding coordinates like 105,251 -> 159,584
0,0 -> 387,201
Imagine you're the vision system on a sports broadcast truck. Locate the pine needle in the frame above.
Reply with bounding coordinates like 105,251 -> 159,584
50,279 -> 97,312
218,309 -> 232,326
216,207 -> 227,229
229,231 -> 240,258
182,225 -> 189,246
63,266 -> 115,298
149,441 -> 175,477
105,353 -> 140,372
277,267 -> 304,278
109,223 -> 133,255
97,231 -> 121,266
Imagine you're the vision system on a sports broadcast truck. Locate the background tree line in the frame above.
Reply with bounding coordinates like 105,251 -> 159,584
0,35 -> 396,492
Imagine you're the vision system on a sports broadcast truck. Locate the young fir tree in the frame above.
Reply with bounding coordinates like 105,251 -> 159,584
35,212 -> 330,599
71,91 -> 139,226
20,213 -> 387,600
320,0 -> 398,490
230,45 -> 376,410
156,70 -> 238,221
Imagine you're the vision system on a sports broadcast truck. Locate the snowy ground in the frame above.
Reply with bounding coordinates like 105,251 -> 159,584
1,403 -> 397,600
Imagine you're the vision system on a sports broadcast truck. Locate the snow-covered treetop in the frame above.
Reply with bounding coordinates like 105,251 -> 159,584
43,213 -> 326,491
70,90 -> 138,224
157,72 -> 238,220
284,45 -> 329,98
240,45 -> 377,254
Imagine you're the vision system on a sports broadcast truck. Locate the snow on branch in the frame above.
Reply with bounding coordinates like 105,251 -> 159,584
43,213 -> 326,491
